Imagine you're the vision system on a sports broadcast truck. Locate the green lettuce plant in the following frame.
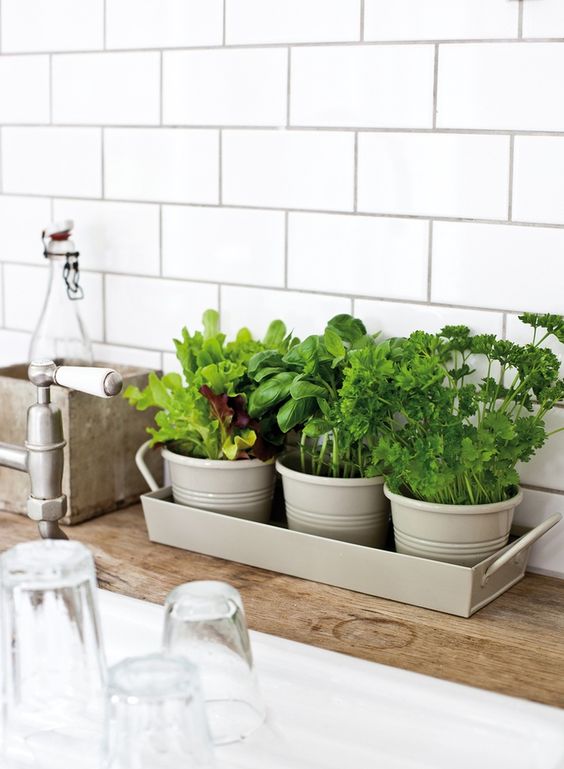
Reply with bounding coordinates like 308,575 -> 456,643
342,313 -> 564,505
125,309 -> 296,461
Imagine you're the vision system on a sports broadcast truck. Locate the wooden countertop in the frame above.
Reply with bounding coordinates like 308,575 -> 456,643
1,506 -> 563,709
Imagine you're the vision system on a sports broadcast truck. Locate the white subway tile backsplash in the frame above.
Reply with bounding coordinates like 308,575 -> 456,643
163,49 -> 287,127
3,264 -> 103,341
290,45 -> 434,129
1,0 -> 103,52
354,299 -> 504,339
0,197 -> 52,264
437,43 -> 564,131
522,0 -> 564,38
226,0 -> 361,44
515,488 -> 564,578
52,199 -> 160,276
0,329 -> 31,366
92,343 -> 162,370
221,286 -> 351,340
288,213 -> 428,300
104,129 -> 219,204
162,352 -> 182,375
223,130 -> 354,211
0,57 -> 50,124
106,0 -> 223,49
52,53 -> 160,126
512,136 -> 564,225
518,407 -> 564,494
506,313 -> 564,377
357,133 -> 509,219
432,221 -> 564,313
105,275 -> 218,350
162,206 -> 285,287
364,0 -> 519,41
2,128 -> 102,198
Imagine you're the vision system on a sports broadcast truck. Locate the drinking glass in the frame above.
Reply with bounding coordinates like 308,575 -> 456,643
163,581 -> 266,745
0,539 -> 106,764
103,653 -> 214,768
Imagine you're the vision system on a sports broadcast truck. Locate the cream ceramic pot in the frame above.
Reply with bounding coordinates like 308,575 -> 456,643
384,485 -> 524,566
136,441 -> 275,523
276,452 -> 389,547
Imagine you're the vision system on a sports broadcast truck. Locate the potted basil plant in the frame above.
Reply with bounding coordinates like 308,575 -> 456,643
126,309 -> 295,522
345,314 -> 564,565
248,314 -> 391,547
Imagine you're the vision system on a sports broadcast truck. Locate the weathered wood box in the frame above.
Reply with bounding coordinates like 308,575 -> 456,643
0,364 -> 163,525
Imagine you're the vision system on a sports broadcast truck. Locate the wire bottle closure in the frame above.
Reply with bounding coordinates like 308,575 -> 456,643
42,230 -> 84,301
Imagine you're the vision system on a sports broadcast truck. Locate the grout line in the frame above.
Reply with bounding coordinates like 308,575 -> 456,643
158,205 -> 163,276
0,264 -> 5,327
432,45 -> 439,129
218,130 -> 223,205
521,482 -> 564,495
360,0 -> 365,42
159,51 -> 163,125
217,284 -> 222,323
286,48 -> 292,126
100,127 -> 105,198
427,220 -> 433,302
48,55 -> 53,124
502,312 -> 508,340
284,211 -> 289,288
3,191 -> 564,229
103,0 -> 107,49
518,0 -> 524,39
508,134 -> 515,221
0,128 -> 3,195
222,0 -> 227,46
102,273 -> 107,343
353,132 -> 359,212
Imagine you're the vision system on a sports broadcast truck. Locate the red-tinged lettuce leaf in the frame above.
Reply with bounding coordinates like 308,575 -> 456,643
199,385 -> 233,425
229,394 -> 251,428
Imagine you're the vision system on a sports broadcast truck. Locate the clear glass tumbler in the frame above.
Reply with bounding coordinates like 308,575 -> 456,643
162,581 -> 266,745
103,654 -> 214,769
0,539 -> 106,763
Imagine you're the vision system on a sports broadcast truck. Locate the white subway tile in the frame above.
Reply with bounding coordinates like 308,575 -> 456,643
0,56 -> 50,124
0,197 -> 52,264
52,53 -> 160,126
163,49 -> 287,127
515,488 -> 564,578
223,130 -> 354,211
437,43 -> 564,131
432,221 -> 564,313
220,286 -> 351,340
523,0 -> 564,38
357,133 -> 509,219
1,0 -> 103,52
162,352 -> 182,375
2,128 -> 102,198
104,129 -> 219,204
353,299 -> 504,339
364,0 -> 519,41
291,45 -> 434,129
512,136 -> 564,225
52,199 -> 160,276
92,343 -> 161,370
4,264 -> 103,341
105,275 -> 218,350
106,0 -> 222,49
162,206 -> 285,287
0,330 -> 31,366
226,0 -> 361,44
288,213 -> 428,301
506,313 -> 564,377
518,407 -> 564,493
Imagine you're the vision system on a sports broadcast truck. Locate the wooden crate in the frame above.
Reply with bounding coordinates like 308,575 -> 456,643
0,364 -> 163,525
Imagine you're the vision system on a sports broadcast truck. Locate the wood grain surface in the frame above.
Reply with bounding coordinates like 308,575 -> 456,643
1,506 -> 562,708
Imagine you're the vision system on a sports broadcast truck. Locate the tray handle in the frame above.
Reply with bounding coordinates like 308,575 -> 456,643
135,440 -> 160,492
481,513 -> 562,586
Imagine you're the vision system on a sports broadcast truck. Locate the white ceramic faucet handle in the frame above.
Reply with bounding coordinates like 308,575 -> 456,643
54,365 -> 123,398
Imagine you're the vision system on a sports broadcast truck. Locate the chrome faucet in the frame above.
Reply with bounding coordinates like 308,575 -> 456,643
0,360 -> 123,539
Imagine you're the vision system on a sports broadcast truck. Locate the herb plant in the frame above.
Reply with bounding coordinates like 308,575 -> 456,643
345,313 -> 564,505
125,309 -> 296,461
248,314 -> 380,478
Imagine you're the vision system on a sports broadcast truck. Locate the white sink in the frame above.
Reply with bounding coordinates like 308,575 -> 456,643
100,589 -> 564,769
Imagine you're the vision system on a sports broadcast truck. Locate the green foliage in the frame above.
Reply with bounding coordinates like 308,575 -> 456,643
248,314 -> 382,478
355,314 -> 564,504
124,309 -> 296,461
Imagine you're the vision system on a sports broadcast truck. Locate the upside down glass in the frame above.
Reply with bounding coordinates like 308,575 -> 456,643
163,581 -> 266,745
0,540 -> 106,765
103,654 -> 214,769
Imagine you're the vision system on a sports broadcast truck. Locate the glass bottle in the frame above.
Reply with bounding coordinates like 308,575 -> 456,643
29,221 -> 93,365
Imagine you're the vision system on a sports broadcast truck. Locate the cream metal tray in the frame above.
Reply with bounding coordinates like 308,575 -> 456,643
140,486 -> 561,618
